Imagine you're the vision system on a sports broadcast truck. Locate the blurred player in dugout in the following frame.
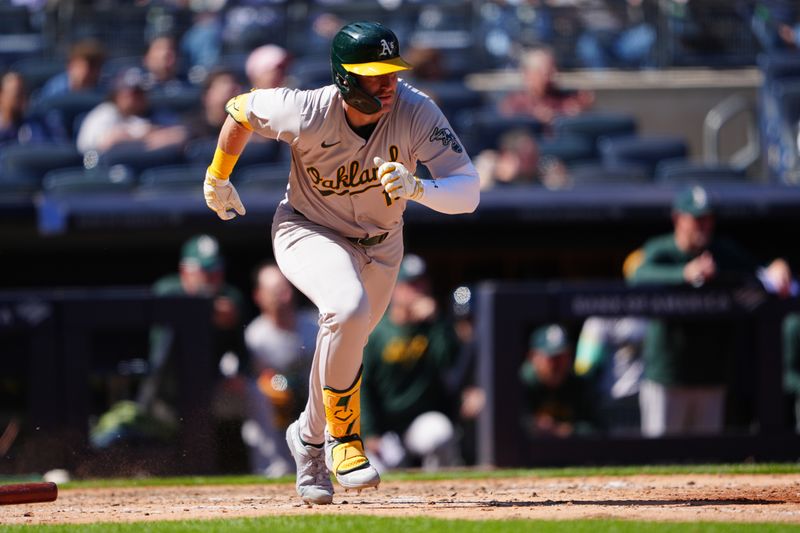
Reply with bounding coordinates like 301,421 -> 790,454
92,235 -> 248,453
628,185 -> 794,437
361,254 -> 467,471
241,262 -> 317,477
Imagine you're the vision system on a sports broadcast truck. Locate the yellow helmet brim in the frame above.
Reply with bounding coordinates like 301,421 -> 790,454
341,56 -> 412,76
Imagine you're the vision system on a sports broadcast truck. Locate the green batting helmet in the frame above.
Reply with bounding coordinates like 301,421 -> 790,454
331,21 -> 411,114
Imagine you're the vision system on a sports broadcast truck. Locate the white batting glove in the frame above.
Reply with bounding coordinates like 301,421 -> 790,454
204,171 -> 246,221
374,157 -> 423,201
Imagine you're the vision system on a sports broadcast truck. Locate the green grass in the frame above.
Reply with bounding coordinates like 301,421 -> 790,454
56,462 -> 800,490
3,515 -> 800,533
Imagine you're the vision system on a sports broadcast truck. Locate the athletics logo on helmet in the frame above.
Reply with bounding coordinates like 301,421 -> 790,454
331,21 -> 412,114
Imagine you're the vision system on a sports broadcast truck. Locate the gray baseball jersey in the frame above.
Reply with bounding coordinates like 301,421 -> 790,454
243,80 -> 472,237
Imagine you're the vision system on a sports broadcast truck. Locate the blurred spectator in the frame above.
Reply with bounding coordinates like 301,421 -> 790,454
519,323 -> 599,438
180,7 -> 224,75
403,45 -> 449,83
242,262 -> 317,477
362,254 -> 464,472
182,67 -> 243,140
0,71 -> 28,145
498,46 -> 594,127
751,0 -> 799,52
629,184 -> 795,437
473,128 -> 569,190
142,34 -> 191,93
76,67 -> 188,154
36,38 -> 106,101
573,0 -> 656,69
245,44 -> 291,90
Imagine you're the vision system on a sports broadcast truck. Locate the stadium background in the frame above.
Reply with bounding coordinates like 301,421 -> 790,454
2,0 -> 800,479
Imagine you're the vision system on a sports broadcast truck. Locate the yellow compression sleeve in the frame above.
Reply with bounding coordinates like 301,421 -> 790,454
224,93 -> 254,131
207,147 -> 240,180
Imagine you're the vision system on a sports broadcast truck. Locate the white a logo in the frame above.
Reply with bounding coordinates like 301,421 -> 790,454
379,39 -> 395,57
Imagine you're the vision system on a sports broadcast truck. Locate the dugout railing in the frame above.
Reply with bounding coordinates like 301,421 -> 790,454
475,281 -> 800,467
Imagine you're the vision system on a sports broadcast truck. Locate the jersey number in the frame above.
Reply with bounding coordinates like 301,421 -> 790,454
383,191 -> 393,207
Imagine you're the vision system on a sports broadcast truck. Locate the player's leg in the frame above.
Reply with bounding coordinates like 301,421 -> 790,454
273,210 -> 369,503
273,208 -> 400,492
317,234 -> 402,489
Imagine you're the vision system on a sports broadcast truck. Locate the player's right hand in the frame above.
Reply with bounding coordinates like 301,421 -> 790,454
204,171 -> 246,221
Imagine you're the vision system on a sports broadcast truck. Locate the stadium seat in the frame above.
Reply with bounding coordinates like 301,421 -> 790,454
568,162 -> 651,185
137,164 -> 203,192
99,142 -> 187,179
454,107 -> 544,155
538,135 -> 597,166
0,5 -> 32,33
654,159 -> 748,183
0,143 -> 84,184
414,80 -> 484,124
553,112 -> 638,156
236,163 -> 290,192
41,166 -> 136,195
11,56 -> 65,95
289,56 -> 333,89
149,85 -> 202,115
27,92 -> 105,142
185,136 -> 282,169
598,135 -> 689,177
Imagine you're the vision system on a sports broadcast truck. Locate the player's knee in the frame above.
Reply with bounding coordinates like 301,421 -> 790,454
325,293 -> 370,333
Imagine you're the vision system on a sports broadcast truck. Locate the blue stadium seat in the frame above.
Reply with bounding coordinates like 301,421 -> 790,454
137,164 -> 203,192
185,136 -> 282,169
553,112 -> 638,156
289,56 -> 333,89
0,5 -> 32,33
598,135 -> 689,177
415,80 -> 484,124
98,142 -> 187,179
11,56 -> 65,95
149,85 -> 202,115
538,136 -> 596,166
41,166 -> 136,195
454,107 -> 544,155
568,162 -> 651,185
654,159 -> 748,183
27,92 -> 105,142
236,163 -> 290,192
0,143 -> 84,184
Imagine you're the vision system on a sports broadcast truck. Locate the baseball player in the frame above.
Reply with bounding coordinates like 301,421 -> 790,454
203,21 -> 479,504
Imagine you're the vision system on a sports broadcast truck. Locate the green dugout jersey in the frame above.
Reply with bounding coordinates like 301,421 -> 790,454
361,315 -> 461,437
629,233 -> 760,386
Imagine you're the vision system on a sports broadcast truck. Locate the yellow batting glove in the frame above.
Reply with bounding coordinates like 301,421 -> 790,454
374,156 -> 423,201
204,172 -> 246,221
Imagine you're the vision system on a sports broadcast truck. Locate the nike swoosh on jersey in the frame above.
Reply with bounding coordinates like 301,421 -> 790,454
321,140 -> 341,148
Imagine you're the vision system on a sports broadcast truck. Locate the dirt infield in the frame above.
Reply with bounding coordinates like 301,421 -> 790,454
4,474 -> 800,525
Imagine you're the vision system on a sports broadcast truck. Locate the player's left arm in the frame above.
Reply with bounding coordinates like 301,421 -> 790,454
376,101 -> 479,214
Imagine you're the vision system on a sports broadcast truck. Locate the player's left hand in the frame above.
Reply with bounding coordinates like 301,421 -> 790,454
204,172 -> 246,220
374,157 -> 423,201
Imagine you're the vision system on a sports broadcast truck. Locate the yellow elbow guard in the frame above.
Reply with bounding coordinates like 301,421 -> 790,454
207,147 -> 240,180
225,93 -> 254,131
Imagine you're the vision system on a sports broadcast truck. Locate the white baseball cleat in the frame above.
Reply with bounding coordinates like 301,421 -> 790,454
285,421 -> 334,505
324,432 -> 381,490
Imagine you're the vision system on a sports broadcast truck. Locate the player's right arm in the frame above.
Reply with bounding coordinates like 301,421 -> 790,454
203,94 -> 254,221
